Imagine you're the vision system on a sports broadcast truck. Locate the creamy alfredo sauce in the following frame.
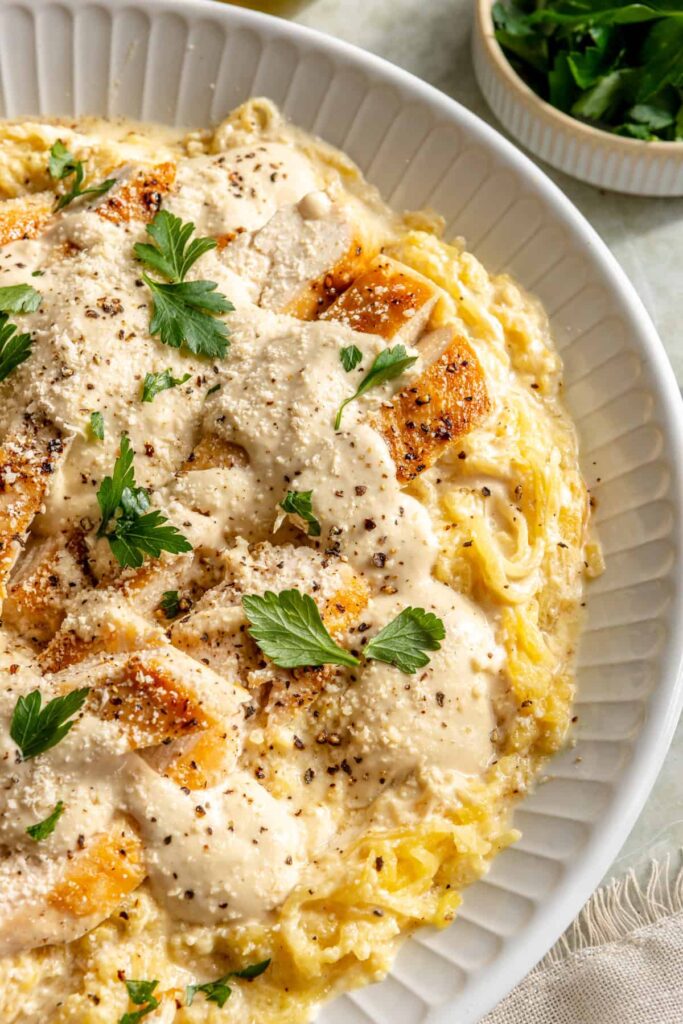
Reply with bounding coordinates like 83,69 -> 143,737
0,128 -> 503,951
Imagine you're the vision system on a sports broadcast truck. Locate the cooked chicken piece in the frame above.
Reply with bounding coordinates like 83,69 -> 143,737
0,192 -> 53,245
100,551 -> 202,610
3,531 -> 93,644
378,325 -> 490,482
171,541 -> 368,712
39,550 -> 217,672
39,593 -> 167,673
47,825 -> 145,917
97,161 -> 176,224
225,194 -> 376,317
183,434 -> 249,472
320,255 -> 439,345
53,647 -> 248,789
0,420 -> 65,601
0,161 -> 176,249
0,821 -> 145,957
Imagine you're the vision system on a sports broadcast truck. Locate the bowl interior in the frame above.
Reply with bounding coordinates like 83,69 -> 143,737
1,2 -> 682,1022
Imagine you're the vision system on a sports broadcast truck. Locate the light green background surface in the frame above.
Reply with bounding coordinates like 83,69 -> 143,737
290,0 -> 683,882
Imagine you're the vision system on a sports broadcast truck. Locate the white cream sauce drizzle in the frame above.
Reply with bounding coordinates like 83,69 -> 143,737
0,131 -> 503,945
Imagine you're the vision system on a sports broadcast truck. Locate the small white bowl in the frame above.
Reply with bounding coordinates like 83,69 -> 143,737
472,0 -> 683,195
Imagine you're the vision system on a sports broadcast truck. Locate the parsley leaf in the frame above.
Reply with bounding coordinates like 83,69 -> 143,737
119,979 -> 159,1024
96,435 -> 135,534
143,277 -> 233,358
134,209 -> 217,282
365,607 -> 445,674
26,800 -> 65,841
279,490 -> 321,537
0,284 -> 41,314
186,959 -> 271,1009
340,344 -> 363,373
48,140 -> 116,211
160,590 -> 181,619
242,590 -> 360,669
135,211 -> 234,358
48,139 -> 80,180
141,368 -> 192,403
96,436 -> 192,567
0,316 -> 33,382
335,344 -> 417,429
10,688 -> 90,760
89,411 -> 105,440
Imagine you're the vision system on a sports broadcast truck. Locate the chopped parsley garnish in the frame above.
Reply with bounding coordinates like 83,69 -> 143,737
207,382 -> 221,395
48,139 -> 116,211
134,210 -> 234,358
159,590 -> 181,619
10,688 -> 90,760
186,958 -> 271,1009
89,411 -> 105,440
493,1 -> 683,140
141,368 -> 192,403
0,316 -> 33,382
26,800 -> 65,841
334,344 -> 418,429
340,344 -> 363,373
365,607 -> 445,674
96,435 -> 192,568
279,490 -> 321,537
118,979 -> 159,1024
242,590 -> 360,669
0,284 -> 41,314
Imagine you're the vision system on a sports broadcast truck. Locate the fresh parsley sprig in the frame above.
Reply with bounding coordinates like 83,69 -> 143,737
279,490 -> 321,537
0,316 -> 33,382
340,344 -> 362,372
365,607 -> 445,674
242,591 -> 445,674
186,959 -> 271,1009
10,688 -> 90,760
0,284 -> 41,314
96,435 -> 192,568
26,800 -> 65,841
141,368 -> 191,403
335,344 -> 418,429
48,140 -> 116,211
118,979 -> 159,1024
135,210 -> 234,358
242,590 -> 360,669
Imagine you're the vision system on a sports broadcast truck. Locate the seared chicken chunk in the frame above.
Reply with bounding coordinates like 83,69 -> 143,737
3,532 -> 93,644
321,255 -> 439,345
0,822 -> 145,958
0,192 -> 53,245
53,647 -> 248,789
0,421 -> 65,601
225,193 -> 378,317
379,326 -> 490,482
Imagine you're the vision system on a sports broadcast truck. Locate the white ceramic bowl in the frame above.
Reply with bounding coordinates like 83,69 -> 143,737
2,2 -> 682,1021
472,0 -> 683,195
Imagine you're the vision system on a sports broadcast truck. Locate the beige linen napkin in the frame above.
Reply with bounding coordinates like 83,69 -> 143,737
483,855 -> 683,1023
